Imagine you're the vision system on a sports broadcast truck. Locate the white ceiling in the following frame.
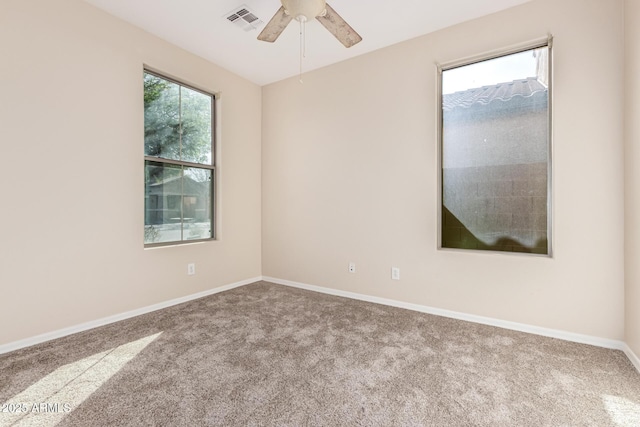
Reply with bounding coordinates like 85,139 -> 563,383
81,0 -> 533,86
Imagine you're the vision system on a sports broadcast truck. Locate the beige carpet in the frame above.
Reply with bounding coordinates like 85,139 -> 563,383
1,281 -> 639,426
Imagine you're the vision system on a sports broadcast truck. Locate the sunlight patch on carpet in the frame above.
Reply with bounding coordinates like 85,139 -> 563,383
603,394 -> 640,427
0,333 -> 162,427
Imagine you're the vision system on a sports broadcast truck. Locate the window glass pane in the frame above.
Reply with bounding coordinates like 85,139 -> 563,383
143,70 -> 215,246
183,167 -> 212,240
144,162 -> 212,244
181,87 -> 212,165
441,46 -> 549,254
144,73 -> 181,161
144,161 -> 183,244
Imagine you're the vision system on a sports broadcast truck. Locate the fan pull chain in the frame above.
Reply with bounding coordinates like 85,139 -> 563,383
299,18 -> 306,83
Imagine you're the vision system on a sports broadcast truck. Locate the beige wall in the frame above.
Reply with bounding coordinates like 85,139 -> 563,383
625,0 -> 640,356
262,0 -> 626,340
1,0 -> 633,350
0,0 -> 262,345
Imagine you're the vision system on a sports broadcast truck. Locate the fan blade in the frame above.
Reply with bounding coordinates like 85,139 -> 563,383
316,3 -> 362,48
257,6 -> 293,43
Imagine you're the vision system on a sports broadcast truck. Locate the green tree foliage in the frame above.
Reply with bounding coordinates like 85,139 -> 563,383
144,73 -> 212,166
144,73 -> 213,189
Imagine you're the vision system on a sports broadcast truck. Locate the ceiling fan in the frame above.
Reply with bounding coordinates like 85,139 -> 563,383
258,0 -> 362,48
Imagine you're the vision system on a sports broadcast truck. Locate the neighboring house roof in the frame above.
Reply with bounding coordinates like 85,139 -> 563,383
147,174 -> 208,195
443,77 -> 547,112
149,175 -> 182,187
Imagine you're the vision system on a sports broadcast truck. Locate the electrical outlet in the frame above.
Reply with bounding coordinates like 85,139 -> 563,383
348,262 -> 356,273
391,267 -> 400,280
187,263 -> 196,275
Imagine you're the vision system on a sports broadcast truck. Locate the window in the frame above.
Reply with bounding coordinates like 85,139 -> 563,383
439,40 -> 551,255
144,70 -> 215,245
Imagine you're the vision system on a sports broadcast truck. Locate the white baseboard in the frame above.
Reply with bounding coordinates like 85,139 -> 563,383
624,344 -> 640,373
0,276 -> 262,355
4,275 -> 638,375
263,276 -> 630,354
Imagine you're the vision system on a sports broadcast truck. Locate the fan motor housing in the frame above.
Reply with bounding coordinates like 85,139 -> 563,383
282,0 -> 326,21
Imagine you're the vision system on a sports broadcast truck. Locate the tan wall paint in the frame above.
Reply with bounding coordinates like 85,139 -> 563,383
262,0 -> 626,340
0,0 -> 631,348
625,0 -> 640,356
0,0 -> 262,345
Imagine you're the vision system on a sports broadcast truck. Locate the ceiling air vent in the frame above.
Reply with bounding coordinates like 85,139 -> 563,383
225,5 -> 263,32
